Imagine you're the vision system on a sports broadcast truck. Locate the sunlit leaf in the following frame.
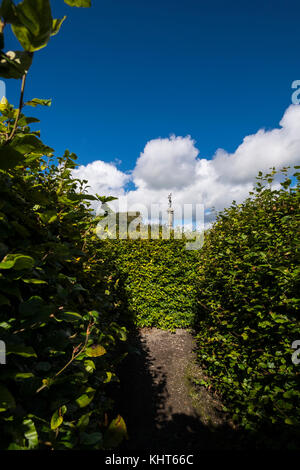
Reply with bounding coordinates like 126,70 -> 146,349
58,311 -> 83,322
103,415 -> 128,448
86,344 -> 106,357
11,0 -> 53,52
7,344 -> 37,358
11,134 -> 44,154
51,16 -> 66,37
64,0 -> 91,7
0,253 -> 35,270
76,387 -> 95,408
23,418 -> 38,449
50,405 -> 67,430
22,278 -> 47,284
84,359 -> 95,373
24,98 -> 52,107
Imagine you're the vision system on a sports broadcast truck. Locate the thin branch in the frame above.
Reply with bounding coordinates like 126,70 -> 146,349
7,71 -> 28,142
36,321 -> 94,394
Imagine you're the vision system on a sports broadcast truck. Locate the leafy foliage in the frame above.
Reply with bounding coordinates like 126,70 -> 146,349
101,236 -> 199,330
0,0 -> 129,450
0,117 -> 128,449
0,0 -> 299,449
194,167 -> 300,437
64,0 -> 91,7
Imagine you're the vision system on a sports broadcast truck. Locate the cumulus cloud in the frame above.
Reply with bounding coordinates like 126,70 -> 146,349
213,105 -> 300,184
72,105 -> 300,221
72,160 -> 130,199
133,135 -> 199,190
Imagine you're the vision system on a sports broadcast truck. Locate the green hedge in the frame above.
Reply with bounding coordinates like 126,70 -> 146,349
103,237 -> 199,330
0,0 -> 129,449
194,167 -> 300,436
0,145 -> 128,449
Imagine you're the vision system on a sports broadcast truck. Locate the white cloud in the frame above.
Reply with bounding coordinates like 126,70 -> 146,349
72,160 -> 130,198
72,105 -> 300,221
213,105 -> 300,184
133,135 -> 199,190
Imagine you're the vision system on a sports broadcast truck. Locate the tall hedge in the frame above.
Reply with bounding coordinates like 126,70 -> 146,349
103,237 -> 199,330
194,167 -> 300,437
0,0 -> 128,450
0,148 -> 129,450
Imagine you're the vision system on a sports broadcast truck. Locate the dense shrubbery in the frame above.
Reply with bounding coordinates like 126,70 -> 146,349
99,167 -> 300,439
194,168 -> 300,437
0,0 -> 299,450
103,236 -> 199,330
0,144 -> 128,449
0,0 -> 128,450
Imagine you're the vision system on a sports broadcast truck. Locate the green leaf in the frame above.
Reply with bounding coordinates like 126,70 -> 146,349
103,415 -> 128,448
7,444 -> 26,450
11,134 -> 44,154
11,0 -> 53,52
76,387 -> 95,408
23,418 -> 38,449
103,372 -> 113,383
24,98 -> 52,107
0,384 -> 16,412
22,278 -> 47,284
77,412 -> 92,430
0,0 -> 18,24
0,96 -> 10,113
7,344 -> 37,358
17,116 -> 40,126
19,296 -> 53,318
13,372 -> 34,380
86,344 -> 106,357
0,145 -> 23,170
58,311 -> 83,322
50,406 -> 67,430
64,0 -> 91,7
84,359 -> 95,373
0,50 -> 33,79
285,417 -> 299,425
39,210 -> 58,224
51,16 -> 66,36
0,253 -> 35,270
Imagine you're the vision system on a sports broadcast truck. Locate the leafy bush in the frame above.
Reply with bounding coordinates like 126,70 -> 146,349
1,0 -> 299,450
194,167 -> 300,435
102,236 -> 199,330
0,0 -> 128,450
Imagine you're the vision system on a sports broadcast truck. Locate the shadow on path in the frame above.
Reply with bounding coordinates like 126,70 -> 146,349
116,328 -> 260,451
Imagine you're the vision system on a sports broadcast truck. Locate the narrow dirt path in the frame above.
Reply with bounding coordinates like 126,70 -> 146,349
118,328 -> 240,451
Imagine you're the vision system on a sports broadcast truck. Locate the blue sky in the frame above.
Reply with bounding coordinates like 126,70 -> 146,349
3,0 -> 300,222
4,0 -> 300,168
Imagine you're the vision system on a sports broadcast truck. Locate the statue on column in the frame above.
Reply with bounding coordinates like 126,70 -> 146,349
167,193 -> 174,230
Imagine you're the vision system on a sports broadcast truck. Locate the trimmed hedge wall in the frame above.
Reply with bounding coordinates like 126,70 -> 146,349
193,167 -> 300,437
104,237 -> 199,330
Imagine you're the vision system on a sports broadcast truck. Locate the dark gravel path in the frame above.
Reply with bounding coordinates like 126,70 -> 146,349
117,328 -> 240,451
